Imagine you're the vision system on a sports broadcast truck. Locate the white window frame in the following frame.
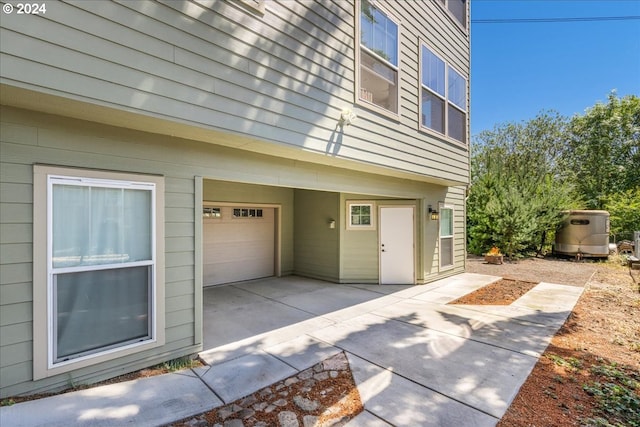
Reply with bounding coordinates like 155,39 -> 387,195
439,203 -> 455,270
437,0 -> 468,31
33,165 -> 165,380
346,201 -> 376,230
419,43 -> 468,145
355,0 -> 401,119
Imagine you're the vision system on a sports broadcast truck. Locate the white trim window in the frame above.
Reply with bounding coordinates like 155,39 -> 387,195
347,201 -> 376,230
47,175 -> 157,366
420,44 -> 468,144
357,0 -> 400,116
439,204 -> 454,269
438,0 -> 467,29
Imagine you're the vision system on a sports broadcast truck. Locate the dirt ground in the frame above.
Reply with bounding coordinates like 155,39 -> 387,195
466,255 -> 640,427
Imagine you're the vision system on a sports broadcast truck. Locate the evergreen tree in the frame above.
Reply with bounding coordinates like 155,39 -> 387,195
468,112 -> 575,258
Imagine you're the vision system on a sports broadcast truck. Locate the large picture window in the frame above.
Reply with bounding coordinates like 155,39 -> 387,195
358,1 -> 399,115
49,176 -> 155,363
33,166 -> 165,378
421,45 -> 468,144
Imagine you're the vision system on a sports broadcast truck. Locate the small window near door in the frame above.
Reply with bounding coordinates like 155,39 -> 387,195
439,204 -> 454,269
346,201 -> 376,230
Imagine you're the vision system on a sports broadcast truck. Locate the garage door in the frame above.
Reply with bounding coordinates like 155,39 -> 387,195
203,206 -> 275,286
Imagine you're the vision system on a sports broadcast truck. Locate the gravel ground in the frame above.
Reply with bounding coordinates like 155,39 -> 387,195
466,254 -> 598,286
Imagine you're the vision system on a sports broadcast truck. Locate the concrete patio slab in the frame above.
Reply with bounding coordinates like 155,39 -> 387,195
233,276 -> 334,299
462,304 -> 574,330
411,273 -> 500,303
312,293 -> 406,322
199,315 -> 335,365
0,371 -> 221,427
347,354 -> 498,426
310,313 -> 538,417
276,285 -> 392,319
345,410 -> 394,427
264,335 -> 342,370
425,272 -> 502,292
346,283 -> 414,295
372,298 -> 560,357
512,282 -> 584,311
203,284 -> 266,308
347,283 -> 441,300
196,351 -> 297,404
1,273 -> 585,427
202,296 -> 315,349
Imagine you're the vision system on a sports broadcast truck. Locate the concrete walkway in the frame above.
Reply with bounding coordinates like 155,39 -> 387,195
0,273 -> 584,426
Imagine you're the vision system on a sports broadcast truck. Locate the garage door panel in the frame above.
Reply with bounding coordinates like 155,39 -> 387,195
203,243 -> 273,262
203,207 -> 275,286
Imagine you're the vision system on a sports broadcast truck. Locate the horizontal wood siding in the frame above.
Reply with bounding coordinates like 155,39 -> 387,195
0,108 -> 204,397
3,106 -> 470,395
0,0 -> 469,184
424,186 -> 467,282
293,190 -> 340,281
0,0 -> 471,395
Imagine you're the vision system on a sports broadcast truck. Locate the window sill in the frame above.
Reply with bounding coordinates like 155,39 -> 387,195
35,337 -> 164,380
418,124 -> 469,150
355,98 -> 401,122
439,264 -> 455,272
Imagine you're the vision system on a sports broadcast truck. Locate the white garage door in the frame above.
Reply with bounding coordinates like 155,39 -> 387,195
203,206 -> 275,286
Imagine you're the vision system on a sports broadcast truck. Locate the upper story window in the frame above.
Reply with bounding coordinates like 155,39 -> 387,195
358,1 -> 400,116
439,0 -> 467,29
420,44 -> 468,144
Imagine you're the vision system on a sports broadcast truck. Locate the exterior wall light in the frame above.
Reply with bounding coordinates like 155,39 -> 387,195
338,108 -> 357,127
428,206 -> 439,220
328,219 -> 336,229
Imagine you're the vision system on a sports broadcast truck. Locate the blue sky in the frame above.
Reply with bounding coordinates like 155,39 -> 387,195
470,0 -> 640,136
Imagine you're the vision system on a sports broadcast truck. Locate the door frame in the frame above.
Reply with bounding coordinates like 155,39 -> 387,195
378,204 -> 416,285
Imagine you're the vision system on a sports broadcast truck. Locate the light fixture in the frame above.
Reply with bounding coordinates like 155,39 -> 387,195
428,205 -> 439,221
328,219 -> 336,229
338,108 -> 357,127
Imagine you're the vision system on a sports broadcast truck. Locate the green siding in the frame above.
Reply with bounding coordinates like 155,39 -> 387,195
1,0 -> 469,185
293,190 -> 340,281
0,0 -> 471,397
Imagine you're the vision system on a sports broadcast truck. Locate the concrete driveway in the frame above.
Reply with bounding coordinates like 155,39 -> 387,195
199,273 -> 583,426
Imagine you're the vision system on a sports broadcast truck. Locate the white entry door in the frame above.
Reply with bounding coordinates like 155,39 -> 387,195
379,206 -> 415,284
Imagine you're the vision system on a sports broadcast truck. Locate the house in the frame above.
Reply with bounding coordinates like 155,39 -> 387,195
0,0 -> 470,397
